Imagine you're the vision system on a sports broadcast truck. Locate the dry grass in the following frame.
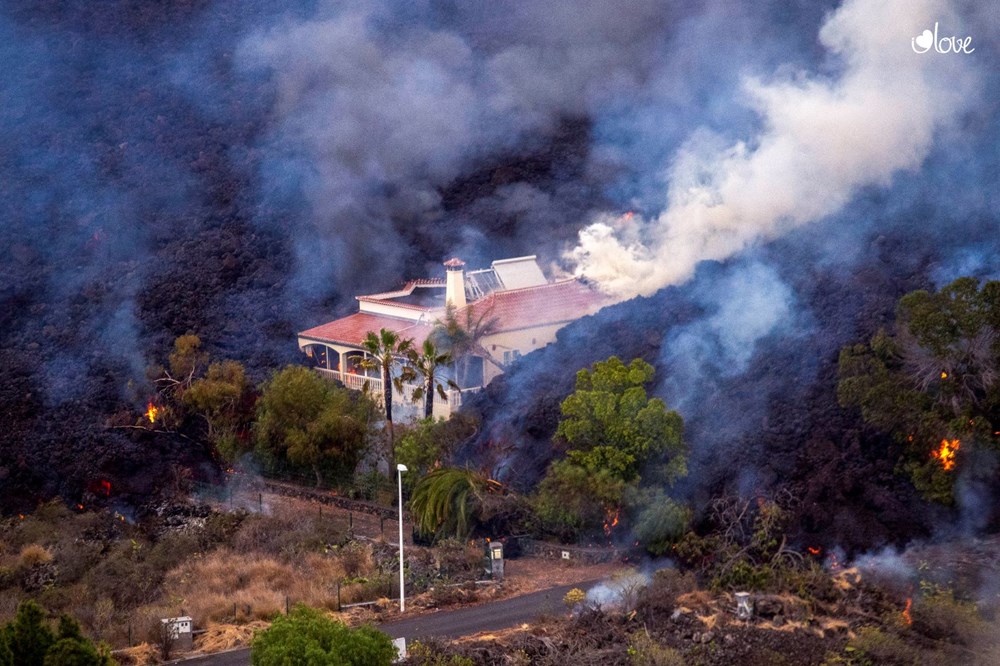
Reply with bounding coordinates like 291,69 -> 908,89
337,541 -> 374,578
113,643 -> 160,666
195,620 -> 269,652
677,590 -> 715,613
155,549 -> 350,626
18,544 -> 54,567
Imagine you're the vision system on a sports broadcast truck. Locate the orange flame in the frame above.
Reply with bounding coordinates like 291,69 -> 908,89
940,371 -> 948,379
932,439 -> 960,471
145,402 -> 159,424
902,598 -> 913,625
603,508 -> 620,537
807,546 -> 821,556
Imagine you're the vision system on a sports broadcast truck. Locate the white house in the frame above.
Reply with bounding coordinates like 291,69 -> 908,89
297,256 -> 606,419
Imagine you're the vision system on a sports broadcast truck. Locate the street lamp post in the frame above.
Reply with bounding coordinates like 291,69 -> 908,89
396,463 -> 408,612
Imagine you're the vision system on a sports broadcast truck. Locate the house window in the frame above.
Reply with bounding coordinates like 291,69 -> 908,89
304,344 -> 331,370
503,350 -> 521,366
344,351 -> 376,377
457,356 -> 485,389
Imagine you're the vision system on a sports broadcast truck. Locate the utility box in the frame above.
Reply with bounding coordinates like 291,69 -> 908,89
488,541 -> 504,580
735,592 -> 753,620
161,616 -> 193,652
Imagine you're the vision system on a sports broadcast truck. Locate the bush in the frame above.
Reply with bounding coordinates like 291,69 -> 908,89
631,495 -> 690,556
636,568 -> 697,621
338,542 -> 375,579
838,627 -> 919,666
18,545 -> 54,568
910,589 -> 989,646
628,632 -> 684,666
564,588 -> 586,609
406,640 -> 475,666
251,605 -> 395,666
430,539 -> 482,580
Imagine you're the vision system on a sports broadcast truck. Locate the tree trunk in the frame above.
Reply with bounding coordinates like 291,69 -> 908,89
424,373 -> 434,419
382,366 -> 394,450
313,464 -> 322,489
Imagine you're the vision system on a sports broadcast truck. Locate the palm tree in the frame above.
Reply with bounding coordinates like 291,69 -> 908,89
409,468 -> 484,541
361,328 -> 414,445
410,467 -> 509,541
433,302 -> 500,389
408,339 -> 457,419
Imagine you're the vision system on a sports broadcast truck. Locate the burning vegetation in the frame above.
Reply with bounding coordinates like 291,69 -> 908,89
932,438 -> 960,472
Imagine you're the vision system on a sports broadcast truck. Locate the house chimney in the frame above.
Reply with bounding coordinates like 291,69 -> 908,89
443,258 -> 467,309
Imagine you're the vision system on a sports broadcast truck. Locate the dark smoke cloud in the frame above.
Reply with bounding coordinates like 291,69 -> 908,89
236,0 -> 693,298
1,0 -> 998,542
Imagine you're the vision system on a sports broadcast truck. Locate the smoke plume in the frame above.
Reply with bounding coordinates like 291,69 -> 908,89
569,0 -> 980,299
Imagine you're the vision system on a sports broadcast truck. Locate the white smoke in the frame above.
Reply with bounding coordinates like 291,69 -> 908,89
569,0 -> 979,299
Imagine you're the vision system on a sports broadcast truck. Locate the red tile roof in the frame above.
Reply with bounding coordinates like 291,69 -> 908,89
299,279 -> 606,349
298,313 -> 435,348
460,279 -> 607,332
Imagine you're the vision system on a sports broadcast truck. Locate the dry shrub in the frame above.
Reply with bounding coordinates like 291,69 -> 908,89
195,620 -> 269,652
302,552 -> 346,582
114,642 -> 160,666
337,576 -> 394,606
338,541 -> 374,578
19,543 -> 54,567
230,510 -> 341,558
636,568 -> 697,621
431,539 -> 483,580
676,590 -> 714,613
629,632 -> 684,666
157,549 -> 342,625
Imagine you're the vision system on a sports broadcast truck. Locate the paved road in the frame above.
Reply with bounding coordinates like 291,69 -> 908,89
168,579 -> 599,666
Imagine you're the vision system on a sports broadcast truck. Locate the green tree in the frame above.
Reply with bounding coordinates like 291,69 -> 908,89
255,366 -> 374,486
184,360 -> 254,461
150,334 -> 209,396
0,608 -> 113,666
6,600 -> 54,666
361,328 -> 415,444
0,632 -> 10,666
394,416 -> 477,493
533,460 -> 626,541
535,357 -> 688,541
43,616 -> 113,666
838,277 -> 1000,503
629,488 -> 692,556
408,339 -> 456,419
251,605 -> 395,666
410,468 -> 497,541
556,357 -> 686,482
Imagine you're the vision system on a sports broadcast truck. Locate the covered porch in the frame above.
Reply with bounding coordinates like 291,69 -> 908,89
302,341 -> 481,420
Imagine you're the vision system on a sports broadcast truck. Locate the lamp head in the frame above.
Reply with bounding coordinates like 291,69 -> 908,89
396,463 -> 408,472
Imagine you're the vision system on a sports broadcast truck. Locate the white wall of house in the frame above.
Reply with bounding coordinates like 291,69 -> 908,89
479,322 -> 567,383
